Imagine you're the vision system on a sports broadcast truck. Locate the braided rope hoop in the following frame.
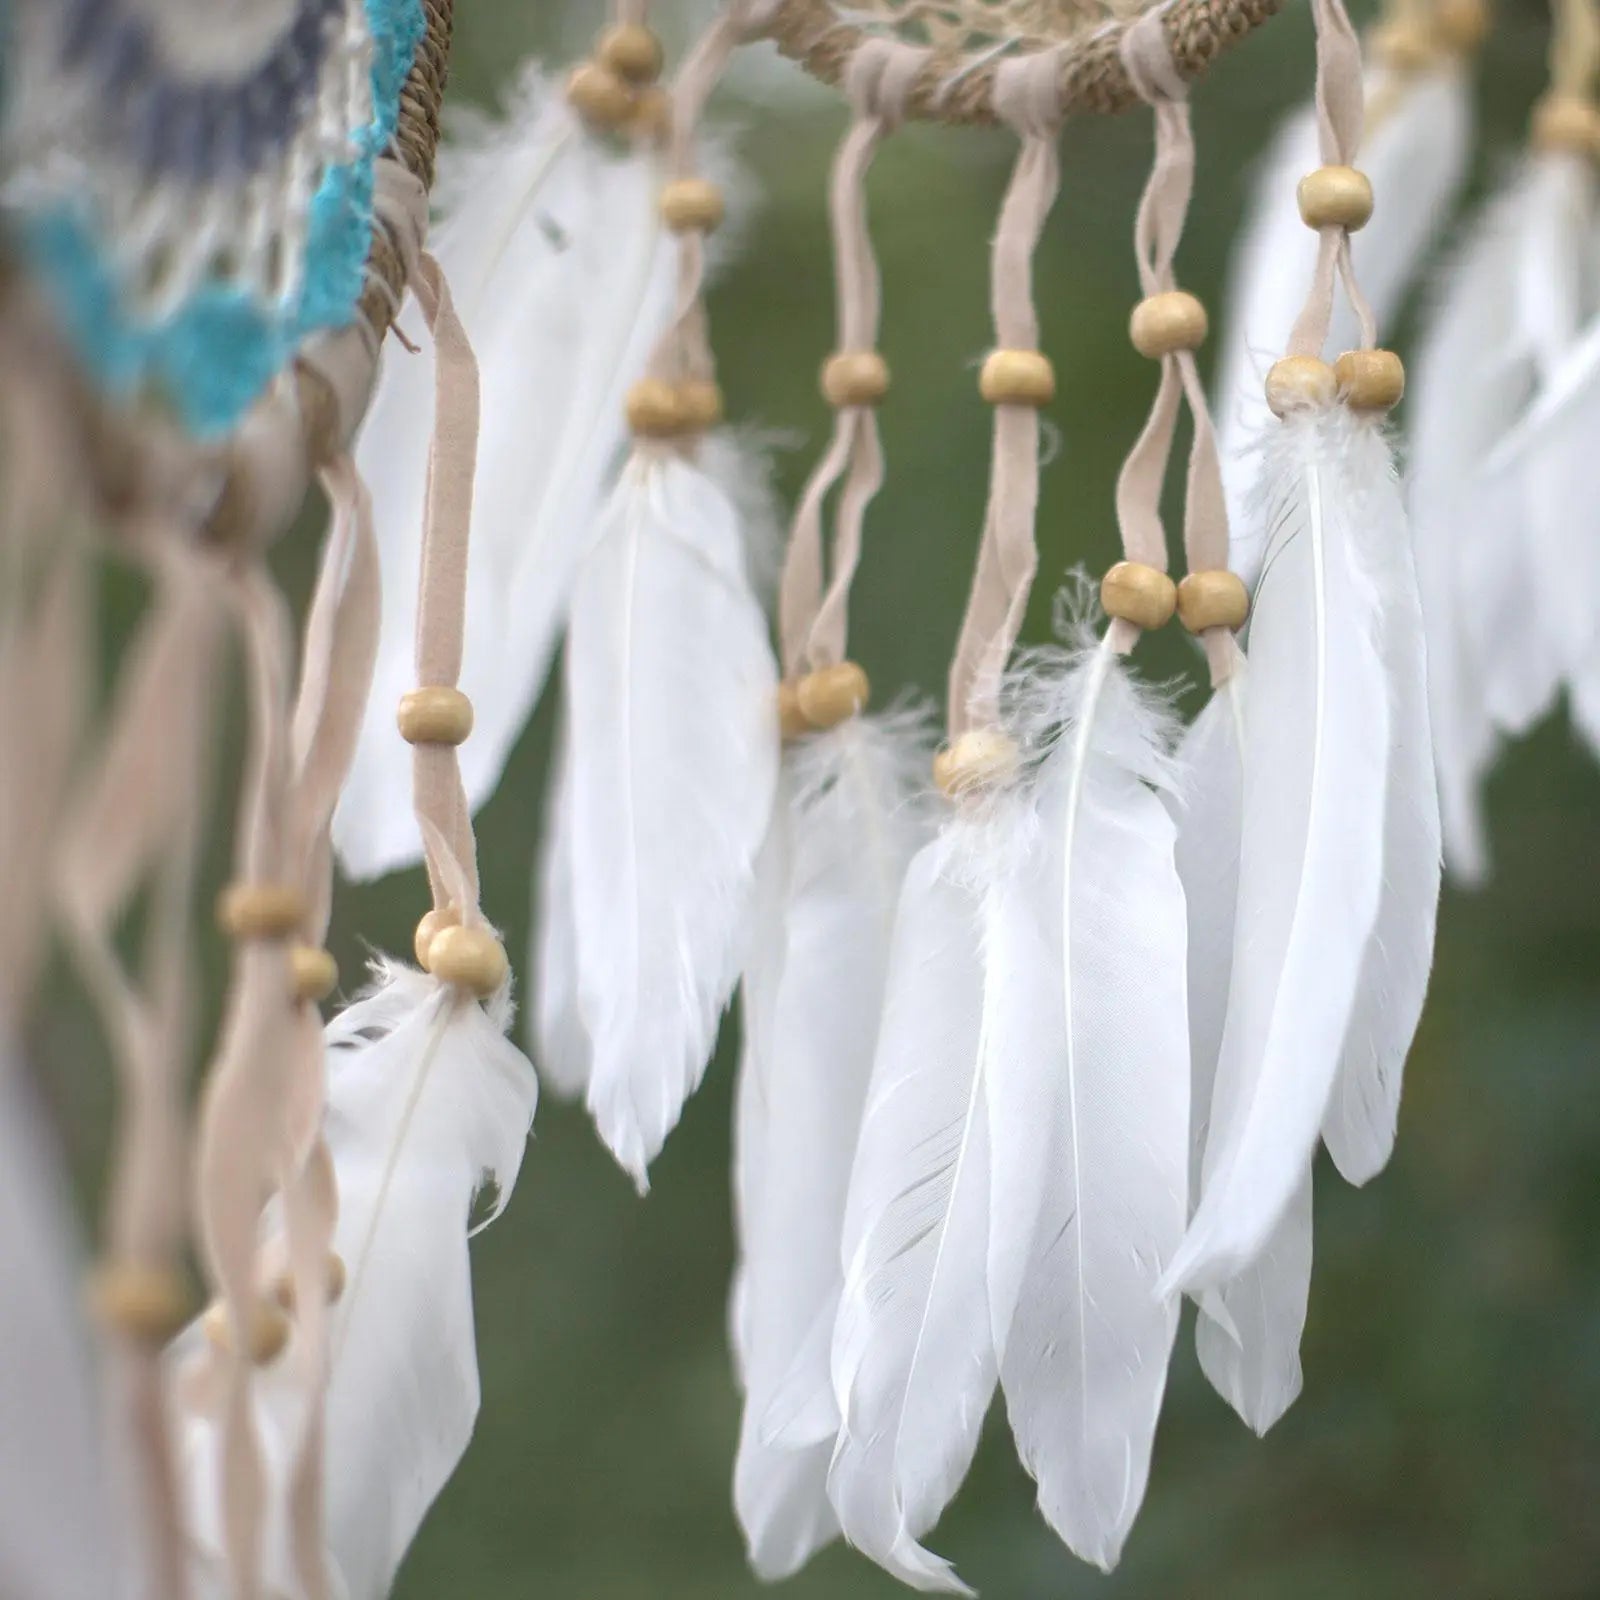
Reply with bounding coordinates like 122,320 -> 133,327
760,0 -> 1282,120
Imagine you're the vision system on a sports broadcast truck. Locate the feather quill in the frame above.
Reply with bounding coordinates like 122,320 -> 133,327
540,446 -> 779,1188
173,962 -> 538,1599
732,710 -> 933,1582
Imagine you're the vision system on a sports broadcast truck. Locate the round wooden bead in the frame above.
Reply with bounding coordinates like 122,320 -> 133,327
217,882 -> 305,941
660,178 -> 725,233
625,377 -> 689,439
1297,165 -> 1374,231
821,351 -> 891,408
1531,94 -> 1600,158
795,662 -> 870,730
933,728 -> 1020,798
1433,0 -> 1490,53
979,349 -> 1055,406
414,906 -> 461,970
396,685 -> 473,746
1368,20 -> 1433,69
288,944 -> 338,1004
566,62 -> 634,130
777,682 -> 811,741
629,86 -> 673,142
596,22 -> 663,83
86,1261 -> 192,1344
271,1252 -> 347,1312
203,1298 -> 291,1366
1264,355 -> 1338,417
677,379 -> 724,432
1176,570 -> 1251,634
427,924 -> 509,999
1129,291 -> 1208,358
1101,561 -> 1178,631
1334,348 -> 1405,413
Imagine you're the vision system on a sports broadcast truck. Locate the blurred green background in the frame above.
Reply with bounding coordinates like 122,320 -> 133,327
36,0 -> 1600,1594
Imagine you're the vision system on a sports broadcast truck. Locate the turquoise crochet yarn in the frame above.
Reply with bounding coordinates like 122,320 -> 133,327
25,0 -> 425,439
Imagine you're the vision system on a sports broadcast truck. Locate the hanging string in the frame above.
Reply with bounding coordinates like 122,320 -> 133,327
1550,0 -> 1600,96
777,40 -> 921,677
946,49 -> 1066,738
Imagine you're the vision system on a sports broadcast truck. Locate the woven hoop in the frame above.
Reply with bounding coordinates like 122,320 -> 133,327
760,0 -> 1282,121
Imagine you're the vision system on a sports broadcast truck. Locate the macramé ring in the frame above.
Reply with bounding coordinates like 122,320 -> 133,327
217,882 -> 305,941
1176,570 -> 1250,633
1128,291 -> 1208,359
978,349 -> 1055,406
1100,561 -> 1178,631
397,685 -> 473,746
821,351 -> 890,408
1296,165 -> 1374,232
933,727 -> 1020,798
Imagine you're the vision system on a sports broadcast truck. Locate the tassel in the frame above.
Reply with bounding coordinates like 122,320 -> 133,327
173,961 -> 538,1599
732,708 -> 933,1581
537,446 -> 779,1186
336,67 -> 674,880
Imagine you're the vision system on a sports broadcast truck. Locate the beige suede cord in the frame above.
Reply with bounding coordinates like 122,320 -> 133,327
1116,8 -> 1235,680
1287,0 -> 1377,360
777,41 -> 921,676
947,50 -> 1066,737
1551,0 -> 1600,95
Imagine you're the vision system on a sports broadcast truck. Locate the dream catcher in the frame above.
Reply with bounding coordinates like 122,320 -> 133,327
3,0 -> 1592,1590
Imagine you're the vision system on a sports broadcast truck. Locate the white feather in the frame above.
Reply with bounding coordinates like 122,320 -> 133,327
1172,668 -> 1312,1435
1322,422 -> 1441,1184
530,725 -> 591,1101
1216,65 -> 1471,587
987,631 -> 1188,1572
732,711 -> 933,1583
335,67 -> 674,880
826,801 -> 1019,1597
174,962 -> 538,1599
552,447 -> 779,1188
1167,406 -> 1391,1293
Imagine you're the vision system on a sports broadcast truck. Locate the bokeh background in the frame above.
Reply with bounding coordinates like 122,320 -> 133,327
33,0 -> 1600,1594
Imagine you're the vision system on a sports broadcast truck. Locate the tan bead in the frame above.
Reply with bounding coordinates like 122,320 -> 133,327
979,349 -> 1055,406
1433,0 -> 1490,54
1265,355 -> 1338,417
414,906 -> 461,969
203,1298 -> 292,1366
1531,94 -> 1600,158
1129,291 -> 1208,358
677,379 -> 724,432
933,728 -> 1020,798
596,22 -> 663,83
566,62 -> 635,130
217,882 -> 305,941
795,662 -> 870,730
1176,570 -> 1251,634
271,1252 -> 347,1312
86,1261 -> 191,1344
821,351 -> 891,408
1369,20 -> 1435,71
396,685 -> 473,746
288,944 -> 338,1004
660,178 -> 725,233
427,924 -> 509,999
628,86 -> 673,143
1101,561 -> 1178,631
625,377 -> 689,439
778,682 -> 811,741
1297,165 -> 1374,231
1335,348 -> 1405,413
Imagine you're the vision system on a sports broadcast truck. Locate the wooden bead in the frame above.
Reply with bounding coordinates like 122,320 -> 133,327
271,1252 -> 347,1312
203,1298 -> 291,1366
625,377 -> 688,439
1531,94 -> 1600,158
217,882 -> 305,941
821,350 -> 891,407
289,944 -> 338,1004
677,379 -> 724,432
1369,20 -> 1435,70
566,62 -> 635,130
1297,165 -> 1374,231
933,728 -> 1019,798
979,349 -> 1055,406
795,662 -> 870,730
1129,291 -> 1208,358
414,906 -> 461,969
596,22 -> 663,83
1334,348 -> 1405,413
426,924 -> 509,999
1433,0 -> 1490,53
86,1261 -> 191,1344
629,86 -> 673,143
660,178 -> 725,233
778,682 -> 811,741
1101,561 -> 1178,631
1264,355 -> 1338,417
1177,570 -> 1251,634
396,685 -> 473,746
